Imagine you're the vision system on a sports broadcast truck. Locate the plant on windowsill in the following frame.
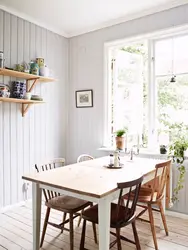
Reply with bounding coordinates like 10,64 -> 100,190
115,127 -> 128,150
169,138 -> 188,203
160,145 -> 167,154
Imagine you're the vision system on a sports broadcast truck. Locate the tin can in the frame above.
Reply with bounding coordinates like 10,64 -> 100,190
30,62 -> 39,75
36,58 -> 44,67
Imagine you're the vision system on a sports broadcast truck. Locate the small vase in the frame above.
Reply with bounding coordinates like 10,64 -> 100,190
115,136 -> 125,150
39,65 -> 49,77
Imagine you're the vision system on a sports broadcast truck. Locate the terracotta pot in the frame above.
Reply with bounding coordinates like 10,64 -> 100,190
115,136 -> 125,150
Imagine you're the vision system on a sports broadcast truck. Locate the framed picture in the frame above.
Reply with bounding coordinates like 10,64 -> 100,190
75,89 -> 93,108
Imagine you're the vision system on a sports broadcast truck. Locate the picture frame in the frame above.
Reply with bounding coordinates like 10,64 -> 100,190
75,89 -> 93,108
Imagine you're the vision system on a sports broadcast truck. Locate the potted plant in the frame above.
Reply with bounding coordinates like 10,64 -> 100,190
169,138 -> 188,203
160,145 -> 167,154
115,128 -> 128,150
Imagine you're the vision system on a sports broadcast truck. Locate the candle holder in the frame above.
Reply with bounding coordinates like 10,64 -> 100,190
125,145 -> 139,160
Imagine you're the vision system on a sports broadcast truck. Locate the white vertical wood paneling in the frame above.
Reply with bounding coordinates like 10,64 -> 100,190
0,10 -> 68,209
29,23 -> 35,175
0,10 -> 4,207
41,29 -> 47,160
3,12 -> 11,206
10,14 -> 18,204
46,31 -> 54,158
34,26 -> 42,165
16,17 -> 24,203
23,21 -> 30,178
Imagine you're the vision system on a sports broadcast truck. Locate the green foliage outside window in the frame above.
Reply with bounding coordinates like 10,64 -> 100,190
118,43 -> 188,203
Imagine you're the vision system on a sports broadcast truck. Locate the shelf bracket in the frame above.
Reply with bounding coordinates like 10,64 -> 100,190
22,103 -> 32,117
26,78 -> 39,92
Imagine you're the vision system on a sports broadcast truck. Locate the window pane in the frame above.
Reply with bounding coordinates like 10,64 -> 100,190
155,35 -> 188,76
111,43 -> 148,148
155,39 -> 172,76
174,35 -> 188,74
157,74 -> 188,144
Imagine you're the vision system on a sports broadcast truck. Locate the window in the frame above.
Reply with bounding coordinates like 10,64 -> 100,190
109,43 -> 148,148
155,36 -> 188,145
106,32 -> 188,150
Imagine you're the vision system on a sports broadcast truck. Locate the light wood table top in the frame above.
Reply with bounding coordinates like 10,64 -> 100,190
22,156 -> 165,198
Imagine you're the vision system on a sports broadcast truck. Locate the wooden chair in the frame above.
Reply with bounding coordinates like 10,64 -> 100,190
77,154 -> 94,163
123,160 -> 171,250
79,175 -> 144,250
35,158 -> 97,250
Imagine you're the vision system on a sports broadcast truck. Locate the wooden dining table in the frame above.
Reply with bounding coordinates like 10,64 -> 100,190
22,156 -> 170,250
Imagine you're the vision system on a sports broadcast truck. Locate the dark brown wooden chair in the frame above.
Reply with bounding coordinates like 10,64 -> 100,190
79,175 -> 144,250
123,160 -> 171,250
35,158 -> 97,250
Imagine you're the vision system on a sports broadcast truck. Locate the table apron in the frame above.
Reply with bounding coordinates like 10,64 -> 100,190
39,171 -> 157,204
40,184 -> 121,203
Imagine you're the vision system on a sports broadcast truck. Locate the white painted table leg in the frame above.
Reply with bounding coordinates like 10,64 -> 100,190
98,198 -> 111,250
32,183 -> 42,250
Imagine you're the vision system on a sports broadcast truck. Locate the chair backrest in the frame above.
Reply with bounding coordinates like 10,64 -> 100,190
116,175 -> 143,223
35,158 -> 65,202
77,154 -> 94,163
150,160 -> 171,201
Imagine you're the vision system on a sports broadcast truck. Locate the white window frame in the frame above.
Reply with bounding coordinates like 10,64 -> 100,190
103,24 -> 188,150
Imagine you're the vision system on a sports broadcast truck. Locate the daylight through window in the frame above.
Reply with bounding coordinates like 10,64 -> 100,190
107,33 -> 188,150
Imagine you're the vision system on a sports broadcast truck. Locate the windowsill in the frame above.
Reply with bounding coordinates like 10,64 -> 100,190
98,147 -> 168,159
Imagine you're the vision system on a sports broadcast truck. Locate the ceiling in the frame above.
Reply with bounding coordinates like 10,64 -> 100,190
0,0 -> 187,37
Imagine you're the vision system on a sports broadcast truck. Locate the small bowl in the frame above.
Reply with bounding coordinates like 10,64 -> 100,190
24,92 -> 32,100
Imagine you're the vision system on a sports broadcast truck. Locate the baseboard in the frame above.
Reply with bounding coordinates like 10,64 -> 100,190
166,210 -> 188,219
0,199 -> 32,214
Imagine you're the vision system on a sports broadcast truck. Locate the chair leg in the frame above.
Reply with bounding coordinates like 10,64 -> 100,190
40,207 -> 50,248
116,228 -> 122,250
120,198 -> 125,206
80,219 -> 86,250
92,222 -> 98,244
69,213 -> 74,250
158,201 -> 169,236
148,205 -> 158,250
132,220 -> 141,250
61,212 -> 67,233
77,209 -> 83,227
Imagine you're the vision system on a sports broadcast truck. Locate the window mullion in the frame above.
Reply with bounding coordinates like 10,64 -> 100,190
148,39 -> 157,149
103,46 -> 112,147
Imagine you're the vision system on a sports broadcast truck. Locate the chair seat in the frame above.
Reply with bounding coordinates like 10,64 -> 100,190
123,187 -> 157,203
82,203 -> 134,228
46,195 -> 91,213
138,187 -> 157,202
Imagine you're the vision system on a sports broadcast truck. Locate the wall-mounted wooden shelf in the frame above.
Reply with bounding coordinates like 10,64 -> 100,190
0,68 -> 55,82
0,68 -> 56,116
0,97 -> 44,104
0,97 -> 45,117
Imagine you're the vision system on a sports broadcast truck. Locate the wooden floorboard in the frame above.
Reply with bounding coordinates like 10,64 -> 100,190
0,201 -> 187,250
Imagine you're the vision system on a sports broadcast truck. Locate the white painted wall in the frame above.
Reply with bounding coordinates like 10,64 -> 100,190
1,4 -> 188,214
68,4 -> 188,163
68,4 -> 188,213
0,10 -> 68,208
